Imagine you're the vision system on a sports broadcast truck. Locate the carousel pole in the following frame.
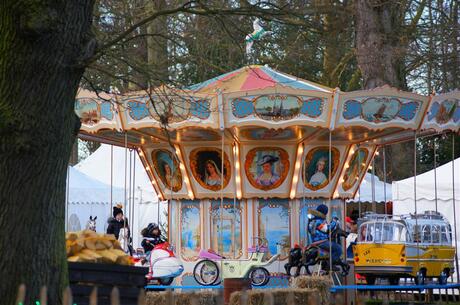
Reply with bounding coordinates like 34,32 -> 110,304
383,146 -> 387,214
220,129 -> 224,255
414,131 -> 420,276
434,136 -> 438,212
132,150 -> 136,246
328,130 -> 333,274
167,145 -> 174,238
128,149 -> 132,230
232,142 -> 237,258
302,145 -> 306,246
218,90 -> 225,257
124,132 -> 128,211
451,133 -> 459,284
358,145 -> 362,218
123,132 -> 128,252
110,145 -> 114,212
371,153 -> 376,212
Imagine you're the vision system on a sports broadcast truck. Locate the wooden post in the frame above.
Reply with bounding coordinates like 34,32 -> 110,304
15,284 -> 26,305
111,287 -> 120,305
137,289 -> 145,305
89,287 -> 97,305
62,287 -> 73,305
40,286 -> 47,305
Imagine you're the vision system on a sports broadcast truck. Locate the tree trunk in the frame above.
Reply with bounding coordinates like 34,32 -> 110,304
355,0 -> 406,89
0,0 -> 94,303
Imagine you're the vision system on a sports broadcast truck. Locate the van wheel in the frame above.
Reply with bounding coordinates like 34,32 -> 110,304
366,276 -> 376,285
415,270 -> 425,285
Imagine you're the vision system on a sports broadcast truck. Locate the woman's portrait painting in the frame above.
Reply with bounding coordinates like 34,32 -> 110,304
151,149 -> 183,192
303,147 -> 340,191
342,148 -> 369,191
189,148 -> 231,191
245,147 -> 290,191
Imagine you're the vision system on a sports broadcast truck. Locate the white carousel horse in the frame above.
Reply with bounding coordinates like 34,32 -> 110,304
85,216 -> 97,232
245,18 -> 273,55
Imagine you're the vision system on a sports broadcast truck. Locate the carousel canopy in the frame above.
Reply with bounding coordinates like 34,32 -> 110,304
75,65 -> 459,201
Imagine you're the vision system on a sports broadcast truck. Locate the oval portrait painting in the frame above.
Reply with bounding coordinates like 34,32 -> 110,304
151,149 -> 183,192
303,147 -> 340,191
189,148 -> 231,191
342,148 -> 369,191
245,147 -> 290,191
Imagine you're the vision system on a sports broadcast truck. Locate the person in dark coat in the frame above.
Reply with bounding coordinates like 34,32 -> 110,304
140,223 -> 164,254
106,204 -> 130,240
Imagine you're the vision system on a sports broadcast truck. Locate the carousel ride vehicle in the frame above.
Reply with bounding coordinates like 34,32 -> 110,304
353,211 -> 455,285
73,65 -> 459,288
285,216 -> 350,277
193,237 -> 280,286
135,240 -> 184,285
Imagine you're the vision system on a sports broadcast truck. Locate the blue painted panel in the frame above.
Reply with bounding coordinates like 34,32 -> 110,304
100,102 -> 113,120
128,100 -> 150,120
190,100 -> 211,119
342,100 -> 361,120
232,98 -> 254,118
300,98 -> 323,118
397,102 -> 419,121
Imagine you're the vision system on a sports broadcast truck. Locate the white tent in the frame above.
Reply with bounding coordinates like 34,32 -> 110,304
352,172 -> 392,202
393,158 -> 460,281
74,144 -> 160,247
392,157 -> 460,229
66,166 -> 125,233
67,166 -> 125,203
393,158 -> 459,203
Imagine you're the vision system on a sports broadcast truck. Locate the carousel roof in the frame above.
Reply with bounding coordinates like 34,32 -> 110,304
188,65 -> 332,94
75,66 -> 459,201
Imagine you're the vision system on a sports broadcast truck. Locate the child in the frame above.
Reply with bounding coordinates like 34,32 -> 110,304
141,223 -> 164,254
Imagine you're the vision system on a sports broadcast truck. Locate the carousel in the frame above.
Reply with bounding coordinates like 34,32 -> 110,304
75,65 -> 460,285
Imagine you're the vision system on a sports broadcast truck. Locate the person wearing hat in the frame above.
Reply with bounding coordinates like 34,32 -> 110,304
255,154 -> 280,187
307,204 -> 343,265
106,204 -> 130,240
140,223 -> 165,254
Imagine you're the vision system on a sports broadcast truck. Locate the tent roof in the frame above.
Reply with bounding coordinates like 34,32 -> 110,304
188,65 -> 333,94
392,158 -> 460,201
351,172 -> 392,202
68,166 -> 125,203
75,144 -> 158,203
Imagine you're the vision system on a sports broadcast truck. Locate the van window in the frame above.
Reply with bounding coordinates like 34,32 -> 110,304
432,225 -> 441,244
441,225 -> 450,244
422,225 -> 431,243
359,221 -> 406,243
359,224 -> 374,242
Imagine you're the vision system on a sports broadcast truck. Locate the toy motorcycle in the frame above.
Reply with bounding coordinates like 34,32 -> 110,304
135,240 -> 184,285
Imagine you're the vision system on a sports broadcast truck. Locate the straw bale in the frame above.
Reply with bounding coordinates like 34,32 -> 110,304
229,288 -> 319,305
290,276 -> 332,305
146,290 -> 218,305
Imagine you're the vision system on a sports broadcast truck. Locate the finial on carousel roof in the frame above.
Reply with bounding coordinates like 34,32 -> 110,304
245,18 -> 273,63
